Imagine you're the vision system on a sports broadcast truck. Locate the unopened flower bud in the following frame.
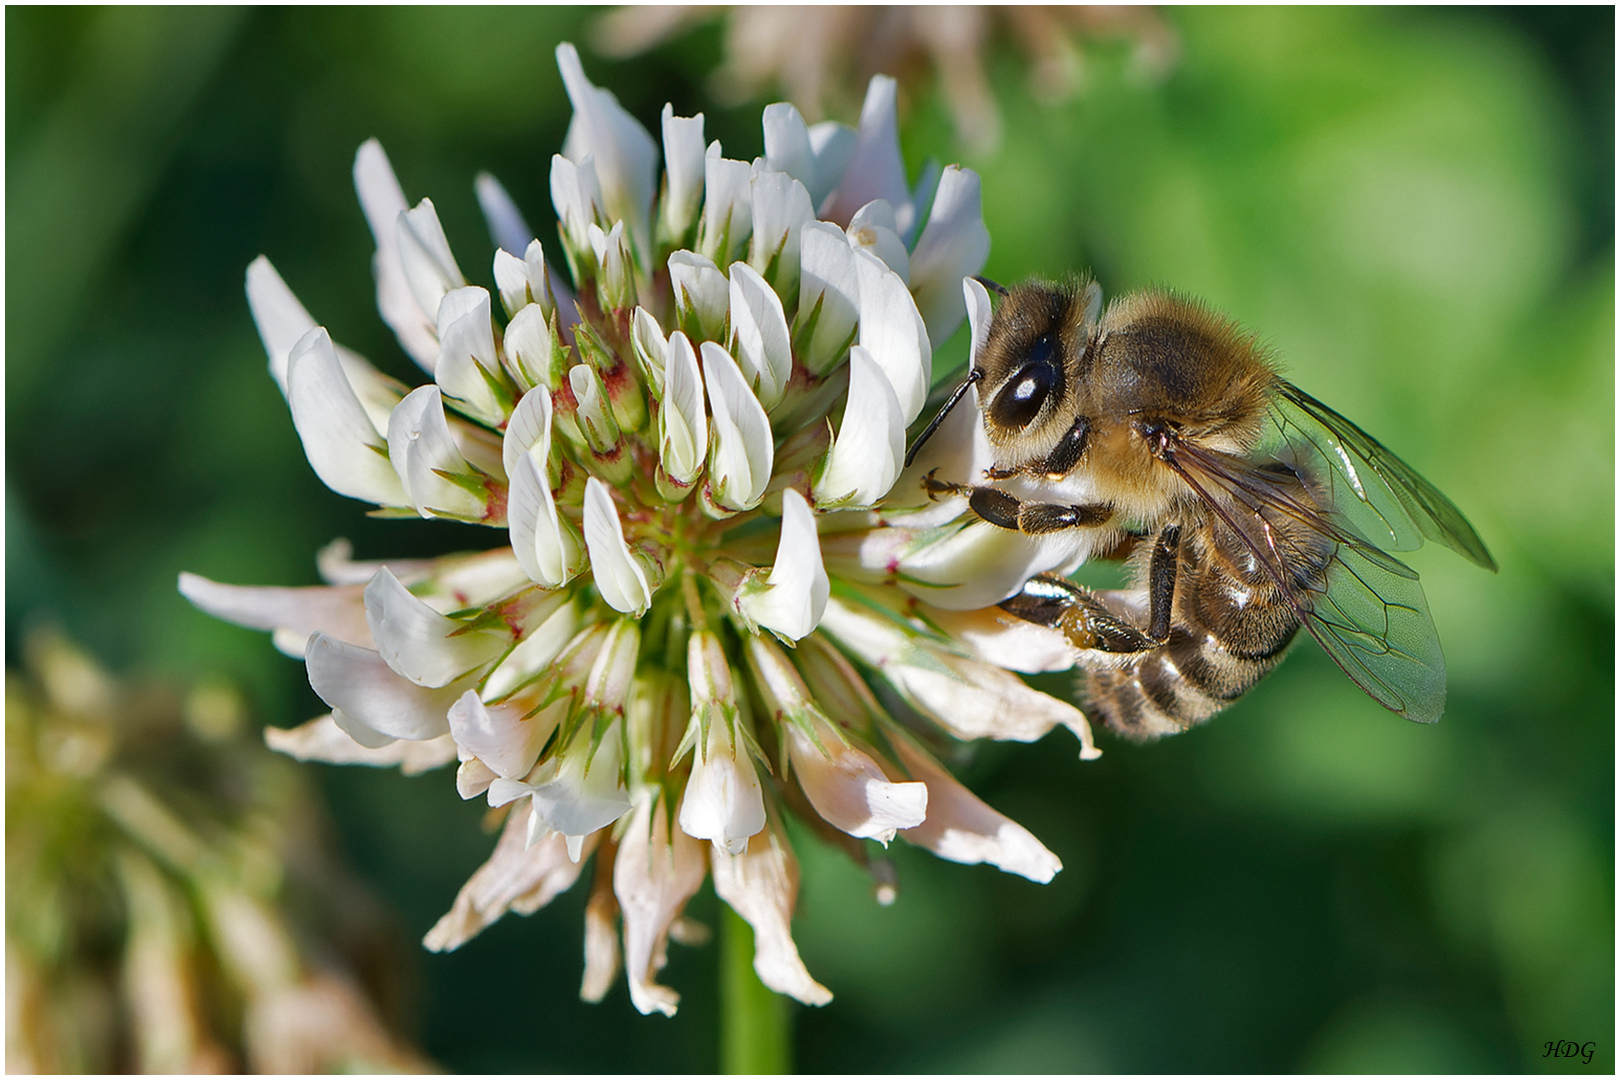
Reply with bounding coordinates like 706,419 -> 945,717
702,343 -> 774,513
699,147 -> 755,266
657,331 -> 707,496
589,220 -> 637,313
669,250 -> 729,343
660,105 -> 706,244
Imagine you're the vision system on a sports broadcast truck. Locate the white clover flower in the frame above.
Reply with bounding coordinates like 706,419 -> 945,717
186,45 -> 1099,1015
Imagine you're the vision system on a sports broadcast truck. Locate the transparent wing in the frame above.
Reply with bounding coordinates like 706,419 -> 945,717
1258,383 -> 1497,570
1302,539 -> 1446,723
1169,442 -> 1447,723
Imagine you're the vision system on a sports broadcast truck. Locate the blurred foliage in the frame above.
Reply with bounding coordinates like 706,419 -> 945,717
4,629 -> 430,1072
6,5 -> 1612,1073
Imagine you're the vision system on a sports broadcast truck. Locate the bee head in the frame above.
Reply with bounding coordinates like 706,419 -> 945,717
976,279 -> 1100,465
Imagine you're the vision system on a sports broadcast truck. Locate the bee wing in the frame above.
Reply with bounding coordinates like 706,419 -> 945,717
1169,443 -> 1447,723
1303,537 -> 1446,723
1260,383 -> 1497,570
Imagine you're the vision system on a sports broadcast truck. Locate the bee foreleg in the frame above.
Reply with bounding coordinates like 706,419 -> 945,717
923,473 -> 1114,535
956,484 -> 1114,534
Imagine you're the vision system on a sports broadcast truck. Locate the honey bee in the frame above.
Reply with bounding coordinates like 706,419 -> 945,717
908,278 -> 1497,740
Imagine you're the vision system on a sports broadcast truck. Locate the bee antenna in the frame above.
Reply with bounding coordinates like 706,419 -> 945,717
904,369 -> 984,468
974,275 -> 1009,297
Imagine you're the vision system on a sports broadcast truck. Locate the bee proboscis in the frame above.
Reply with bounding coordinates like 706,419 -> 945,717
909,278 -> 1497,740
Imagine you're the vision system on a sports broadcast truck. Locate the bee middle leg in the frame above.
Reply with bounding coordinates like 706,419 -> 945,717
999,525 -> 1182,654
923,473 -> 1113,534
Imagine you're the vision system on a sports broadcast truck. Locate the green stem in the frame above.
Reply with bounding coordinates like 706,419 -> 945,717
719,905 -> 791,1074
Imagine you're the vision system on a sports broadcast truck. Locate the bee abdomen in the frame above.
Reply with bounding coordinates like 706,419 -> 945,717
1086,621 -> 1299,740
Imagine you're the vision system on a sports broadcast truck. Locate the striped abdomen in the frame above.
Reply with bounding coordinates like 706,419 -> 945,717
1087,516 -> 1325,740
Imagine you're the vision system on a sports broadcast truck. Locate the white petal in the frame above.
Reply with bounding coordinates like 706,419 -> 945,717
886,331 -> 993,511
353,139 -> 439,369
698,151 -> 754,265
458,757 -> 498,799
397,198 -> 467,338
587,219 -> 635,309
386,385 -> 488,520
178,572 -> 371,655
919,603 -> 1081,674
631,307 -> 668,388
854,250 -> 932,425
499,719 -> 632,840
482,593 -> 580,702
668,250 -> 729,342
474,171 -> 535,257
305,632 -> 460,742
502,385 -> 554,480
805,121 -> 857,211
813,346 -> 904,509
550,152 -> 605,254
434,286 -> 506,425
570,361 -> 618,450
363,567 -> 506,687
966,274 -> 996,363
331,708 -> 398,749
737,489 -> 829,640
747,170 -> 815,301
504,304 -> 560,391
245,264 -> 403,429
448,691 -> 556,781
583,616 -> 643,721
821,76 -> 910,233
509,452 -> 582,589
909,159 -> 942,235
613,792 -> 707,1017
846,200 -> 910,283
580,850 -> 622,1001
783,719 -> 926,845
413,549 -> 534,611
493,250 -> 532,319
890,735 -> 1064,883
761,103 -> 814,190
265,713 -> 456,775
892,519 -> 1092,610
677,718 -> 766,855
685,628 -> 735,710
908,167 -> 991,347
286,328 -> 409,507
710,829 -> 832,1006
423,804 -> 592,952
315,539 -> 434,587
245,256 -> 316,395
701,342 -> 774,511
745,636 -> 926,843
661,104 -> 706,238
816,597 -> 1100,755
557,42 -> 659,265
659,331 -> 707,484
727,262 -> 792,410
795,221 -> 861,374
583,477 -> 654,616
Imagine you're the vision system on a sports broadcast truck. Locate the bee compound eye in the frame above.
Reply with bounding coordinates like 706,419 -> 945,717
990,359 -> 1057,430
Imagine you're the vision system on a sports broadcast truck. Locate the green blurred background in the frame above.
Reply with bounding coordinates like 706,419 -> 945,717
7,6 -> 1612,1072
